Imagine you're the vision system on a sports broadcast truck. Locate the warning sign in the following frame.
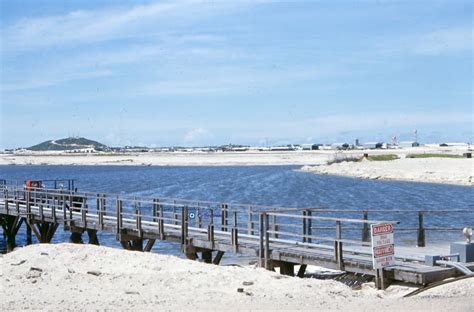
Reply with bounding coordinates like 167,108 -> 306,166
371,223 -> 395,269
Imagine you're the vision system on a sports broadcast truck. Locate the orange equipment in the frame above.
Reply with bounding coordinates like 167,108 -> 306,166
25,180 -> 43,190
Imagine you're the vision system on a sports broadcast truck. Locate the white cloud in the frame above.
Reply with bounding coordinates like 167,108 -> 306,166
376,26 -> 473,57
184,128 -> 214,145
4,2 -> 180,50
1,69 -> 112,92
300,111 -> 473,136
2,1 -> 258,51
137,66 -> 326,96
412,27 -> 473,55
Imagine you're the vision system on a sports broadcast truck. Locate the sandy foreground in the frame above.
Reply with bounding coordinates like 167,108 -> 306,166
302,157 -> 474,186
1,244 -> 473,311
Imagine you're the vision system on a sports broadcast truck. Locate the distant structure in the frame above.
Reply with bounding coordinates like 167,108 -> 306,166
362,142 -> 383,149
399,141 -> 420,148
391,135 -> 397,146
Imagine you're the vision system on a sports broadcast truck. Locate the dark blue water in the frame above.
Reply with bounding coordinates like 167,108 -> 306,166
1,165 -> 473,259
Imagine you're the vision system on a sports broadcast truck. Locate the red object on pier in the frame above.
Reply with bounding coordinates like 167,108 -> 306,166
25,180 -> 43,190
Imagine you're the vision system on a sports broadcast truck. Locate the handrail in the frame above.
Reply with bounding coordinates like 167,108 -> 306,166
264,211 -> 400,225
1,184 -> 472,214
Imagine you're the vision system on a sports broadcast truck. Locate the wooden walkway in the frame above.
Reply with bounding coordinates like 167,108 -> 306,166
1,183 -> 472,289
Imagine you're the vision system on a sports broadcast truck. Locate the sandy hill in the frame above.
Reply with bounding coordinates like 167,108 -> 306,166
27,137 -> 108,151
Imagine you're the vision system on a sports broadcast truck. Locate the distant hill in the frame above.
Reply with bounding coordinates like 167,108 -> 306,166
28,137 -> 108,151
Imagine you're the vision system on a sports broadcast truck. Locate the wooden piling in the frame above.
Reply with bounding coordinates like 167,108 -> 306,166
335,220 -> 344,271
264,213 -> 271,270
307,210 -> 312,243
302,210 -> 307,243
362,211 -> 370,242
136,207 -> 142,238
116,199 -> 122,234
417,212 -> 425,247
259,213 -> 264,267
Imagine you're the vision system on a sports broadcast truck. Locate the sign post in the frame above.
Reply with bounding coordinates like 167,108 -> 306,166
371,223 -> 395,289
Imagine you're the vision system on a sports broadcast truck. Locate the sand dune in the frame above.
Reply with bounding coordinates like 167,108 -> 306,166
1,244 -> 473,311
302,158 -> 473,186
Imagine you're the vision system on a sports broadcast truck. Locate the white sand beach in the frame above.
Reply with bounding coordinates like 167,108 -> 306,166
0,151 -> 329,166
1,244 -> 473,311
302,157 -> 474,186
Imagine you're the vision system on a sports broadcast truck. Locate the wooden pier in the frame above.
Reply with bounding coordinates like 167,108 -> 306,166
1,182 -> 473,289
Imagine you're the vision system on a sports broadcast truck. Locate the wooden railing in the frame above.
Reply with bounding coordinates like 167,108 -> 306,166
1,184 -> 400,271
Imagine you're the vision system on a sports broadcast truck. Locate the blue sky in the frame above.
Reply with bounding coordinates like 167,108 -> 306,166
1,0 -> 472,148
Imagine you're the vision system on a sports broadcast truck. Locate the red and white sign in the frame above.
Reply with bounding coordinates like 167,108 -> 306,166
372,224 -> 393,235
371,223 -> 395,269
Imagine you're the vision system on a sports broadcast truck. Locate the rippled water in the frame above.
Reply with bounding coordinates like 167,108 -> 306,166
1,165 -> 473,259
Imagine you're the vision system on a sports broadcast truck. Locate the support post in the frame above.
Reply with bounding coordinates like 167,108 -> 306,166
375,268 -> 390,290
272,214 -> 277,238
4,189 -> 8,214
97,194 -> 103,230
181,206 -> 188,249
87,229 -> 100,245
213,251 -> 225,265
248,207 -> 254,236
25,219 -> 58,244
159,201 -> 164,240
232,211 -> 238,252
197,206 -> 202,228
2,215 -> 22,252
16,191 -> 21,216
335,220 -> 344,271
362,211 -> 370,242
152,199 -> 158,223
81,197 -> 87,228
297,264 -> 307,278
417,212 -> 425,247
264,213 -> 271,270
144,239 -> 155,252
62,193 -> 68,229
136,207 -> 142,238
116,199 -> 122,234
302,210 -> 307,243
208,224 -> 215,249
259,213 -> 264,267
307,210 -> 313,243
279,262 -> 295,276
221,204 -> 228,232
201,249 -> 212,264
26,220 -> 32,245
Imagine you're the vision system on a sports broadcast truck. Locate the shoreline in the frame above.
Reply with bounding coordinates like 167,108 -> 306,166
301,157 -> 473,187
2,243 -> 473,310
1,148 -> 472,186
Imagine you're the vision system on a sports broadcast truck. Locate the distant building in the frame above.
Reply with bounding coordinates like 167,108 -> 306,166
442,142 -> 468,147
399,141 -> 420,148
331,143 -> 350,150
270,145 -> 295,151
362,142 -> 383,149
319,145 -> 333,150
